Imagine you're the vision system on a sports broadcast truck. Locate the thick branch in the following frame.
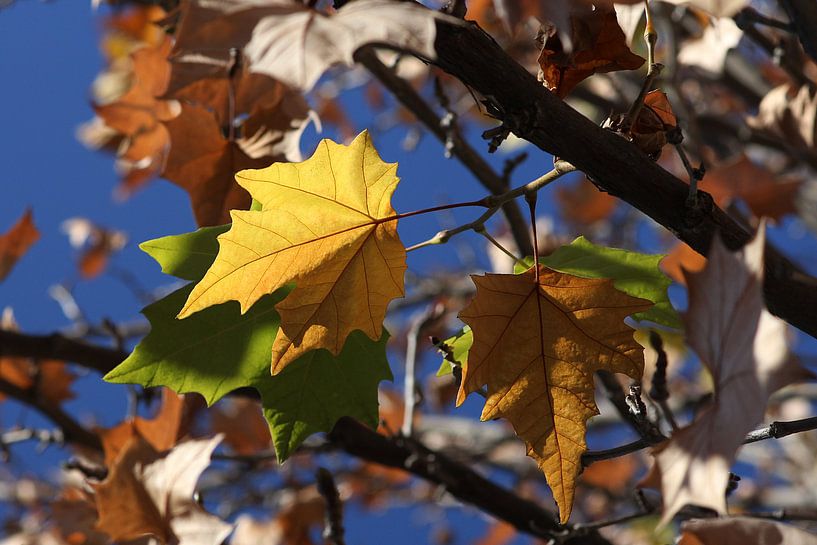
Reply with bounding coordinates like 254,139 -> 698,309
354,46 -> 534,256
0,330 -> 127,375
432,21 -> 817,340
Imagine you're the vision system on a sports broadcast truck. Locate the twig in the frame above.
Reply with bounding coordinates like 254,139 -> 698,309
402,304 -> 446,436
582,415 -> 817,467
406,160 -> 575,251
316,467 -> 346,545
625,63 -> 664,133
571,491 -> 656,534
648,331 -> 678,431
353,45 -> 534,256
743,416 -> 817,444
581,438 -> 651,467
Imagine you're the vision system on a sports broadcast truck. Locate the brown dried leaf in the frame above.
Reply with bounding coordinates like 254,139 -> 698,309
231,487 -> 325,545
537,8 -> 644,98
457,265 -> 651,522
0,209 -> 39,283
662,0 -> 749,18
556,176 -> 617,225
679,517 -> 817,545
748,84 -> 817,154
161,104 -> 279,226
94,435 -> 231,545
660,242 -> 707,285
643,226 -> 813,525
96,38 -> 178,195
61,218 -> 128,280
171,0 -> 446,93
701,155 -> 802,220
100,389 -> 202,467
580,454 -> 639,493
211,398 -> 271,455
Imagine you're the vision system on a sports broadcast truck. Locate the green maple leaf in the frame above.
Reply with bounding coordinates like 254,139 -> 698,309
105,227 -> 392,460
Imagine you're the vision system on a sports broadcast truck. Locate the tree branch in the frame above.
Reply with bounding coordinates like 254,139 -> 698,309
0,329 -> 127,375
432,20 -> 817,340
329,417 -> 612,545
354,46 -> 534,256
0,377 -> 101,451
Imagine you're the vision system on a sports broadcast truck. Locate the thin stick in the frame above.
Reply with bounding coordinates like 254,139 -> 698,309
479,229 -> 525,266
405,161 -> 575,251
316,468 -> 347,545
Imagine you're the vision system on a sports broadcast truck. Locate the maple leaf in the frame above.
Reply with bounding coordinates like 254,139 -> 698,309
94,435 -> 232,545
537,7 -> 644,98
642,226 -> 813,526
457,265 -> 651,522
170,0 -> 449,93
106,224 -> 392,460
0,209 -> 39,283
678,517 -> 817,545
177,130 -> 406,373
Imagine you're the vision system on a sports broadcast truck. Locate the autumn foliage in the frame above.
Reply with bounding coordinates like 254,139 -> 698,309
3,0 -> 817,544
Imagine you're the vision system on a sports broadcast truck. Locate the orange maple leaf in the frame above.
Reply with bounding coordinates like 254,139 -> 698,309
457,265 -> 650,522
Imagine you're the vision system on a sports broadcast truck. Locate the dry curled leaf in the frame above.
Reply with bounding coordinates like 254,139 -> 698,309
643,226 -> 813,526
679,517 -> 817,545
178,131 -> 406,373
100,389 -> 203,467
701,155 -> 802,220
231,488 -> 325,545
457,265 -> 651,522
556,176 -> 617,225
95,38 -> 179,196
171,0 -> 447,93
0,209 -> 39,283
211,398 -> 271,455
662,0 -> 749,18
537,7 -> 644,98
61,218 -> 128,280
161,101 -> 309,227
94,435 -> 231,545
748,84 -> 817,154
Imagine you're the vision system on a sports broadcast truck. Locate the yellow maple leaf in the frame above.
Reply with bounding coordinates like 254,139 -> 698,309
457,265 -> 651,523
177,131 -> 406,372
